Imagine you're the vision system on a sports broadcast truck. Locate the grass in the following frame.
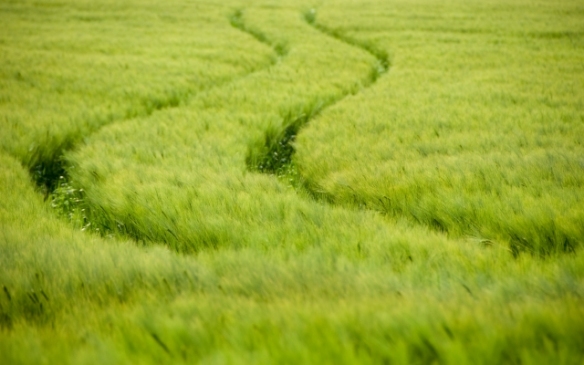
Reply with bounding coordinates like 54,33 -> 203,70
296,0 -> 584,255
0,0 -> 274,192
1,0 -> 583,363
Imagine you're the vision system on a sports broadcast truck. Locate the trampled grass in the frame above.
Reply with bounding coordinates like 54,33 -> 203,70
1,0 -> 583,363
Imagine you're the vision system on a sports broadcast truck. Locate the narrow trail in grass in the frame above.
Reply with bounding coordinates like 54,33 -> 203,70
61,7 -> 413,254
32,91 -> 186,196
2,3 -> 583,363
307,9 -> 390,79
230,9 -> 288,59
248,9 -> 390,199
33,10 -> 284,201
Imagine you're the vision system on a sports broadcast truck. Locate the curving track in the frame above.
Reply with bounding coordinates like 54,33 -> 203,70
61,7 -> 404,253
1,2 -> 583,362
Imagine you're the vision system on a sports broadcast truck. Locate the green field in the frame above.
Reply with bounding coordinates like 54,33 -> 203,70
1,0 -> 583,363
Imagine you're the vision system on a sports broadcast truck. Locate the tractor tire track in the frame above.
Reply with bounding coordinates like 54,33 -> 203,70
60,7 -> 388,252
249,9 -> 390,202
35,10 -> 284,199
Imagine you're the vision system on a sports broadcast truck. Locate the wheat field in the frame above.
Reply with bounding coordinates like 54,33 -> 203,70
1,0 -> 583,363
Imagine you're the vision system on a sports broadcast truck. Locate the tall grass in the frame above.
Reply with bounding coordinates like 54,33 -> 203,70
3,150 -> 584,363
295,0 -> 584,255
0,0 -> 274,192
0,0 -> 583,363
64,6 -> 377,252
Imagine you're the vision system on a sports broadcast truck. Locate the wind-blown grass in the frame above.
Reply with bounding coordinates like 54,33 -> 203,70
2,150 -> 584,364
0,0 -> 274,191
1,0 -> 583,363
64,6 -> 377,252
295,0 -> 584,255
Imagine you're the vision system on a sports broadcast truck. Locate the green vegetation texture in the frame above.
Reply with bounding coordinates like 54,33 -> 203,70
1,0 -> 583,363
